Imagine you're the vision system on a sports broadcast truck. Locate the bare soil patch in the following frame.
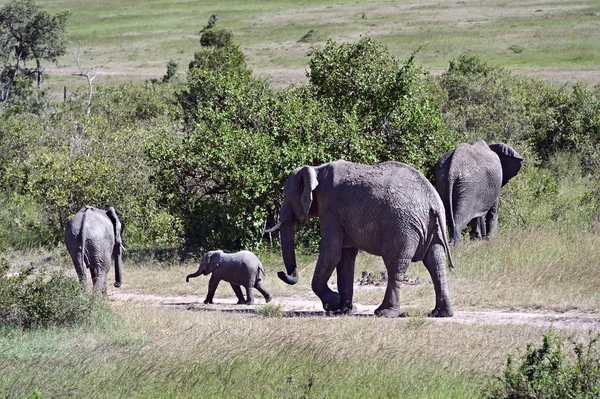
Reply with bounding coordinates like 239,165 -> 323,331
109,285 -> 600,330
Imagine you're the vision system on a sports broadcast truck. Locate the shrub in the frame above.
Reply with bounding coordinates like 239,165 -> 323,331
308,37 -> 457,173
484,332 -> 600,399
0,258 -> 104,329
25,82 -> 183,247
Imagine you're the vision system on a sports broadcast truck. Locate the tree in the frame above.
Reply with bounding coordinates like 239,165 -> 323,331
0,0 -> 69,102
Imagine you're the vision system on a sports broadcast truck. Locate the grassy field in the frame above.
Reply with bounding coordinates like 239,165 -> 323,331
2,226 -> 600,397
5,0 -> 598,96
2,1 -> 600,397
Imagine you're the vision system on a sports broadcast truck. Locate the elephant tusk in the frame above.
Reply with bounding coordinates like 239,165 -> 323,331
263,220 -> 283,233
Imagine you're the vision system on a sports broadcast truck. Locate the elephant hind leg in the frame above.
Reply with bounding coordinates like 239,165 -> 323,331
70,252 -> 88,291
423,242 -> 453,317
230,283 -> 246,304
254,280 -> 272,303
244,285 -> 255,305
374,256 -> 411,318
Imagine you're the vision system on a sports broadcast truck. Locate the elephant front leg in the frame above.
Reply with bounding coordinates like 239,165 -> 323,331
311,236 -> 343,312
230,283 -> 246,304
468,217 -> 484,240
204,275 -> 220,304
374,257 -> 410,317
423,243 -> 453,317
335,247 -> 358,315
485,200 -> 499,239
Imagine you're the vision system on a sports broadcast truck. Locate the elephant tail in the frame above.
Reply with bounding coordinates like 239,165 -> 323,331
446,174 -> 458,243
258,263 -> 267,277
79,212 -> 89,287
435,209 -> 455,270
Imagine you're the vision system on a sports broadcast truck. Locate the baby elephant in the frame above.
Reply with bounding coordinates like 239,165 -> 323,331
186,250 -> 273,305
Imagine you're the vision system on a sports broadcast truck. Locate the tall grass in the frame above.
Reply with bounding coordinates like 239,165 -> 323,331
4,302 -> 588,398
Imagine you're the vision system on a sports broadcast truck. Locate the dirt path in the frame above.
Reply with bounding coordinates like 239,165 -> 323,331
110,291 -> 600,330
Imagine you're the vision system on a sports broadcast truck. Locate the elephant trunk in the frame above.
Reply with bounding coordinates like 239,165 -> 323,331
278,220 -> 299,285
186,269 -> 203,282
113,246 -> 123,288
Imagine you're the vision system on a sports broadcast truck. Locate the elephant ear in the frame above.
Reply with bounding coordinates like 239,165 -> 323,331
489,143 -> 523,186
299,166 -> 319,222
206,251 -> 223,274
106,207 -> 123,247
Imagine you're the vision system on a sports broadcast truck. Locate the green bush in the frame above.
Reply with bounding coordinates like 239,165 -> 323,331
25,82 -> 183,247
484,332 -> 600,399
0,259 -> 103,329
498,152 -> 599,232
308,37 -> 457,173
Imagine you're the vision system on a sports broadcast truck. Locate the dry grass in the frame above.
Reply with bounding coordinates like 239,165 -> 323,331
3,226 -> 600,397
2,300 -> 594,398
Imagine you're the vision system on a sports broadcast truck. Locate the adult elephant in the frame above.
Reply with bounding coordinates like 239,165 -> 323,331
64,206 -> 123,295
265,160 -> 454,318
434,140 -> 523,244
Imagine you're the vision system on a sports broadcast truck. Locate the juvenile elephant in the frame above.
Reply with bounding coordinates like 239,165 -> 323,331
265,160 -> 454,318
434,140 -> 523,244
186,250 -> 273,305
64,206 -> 123,295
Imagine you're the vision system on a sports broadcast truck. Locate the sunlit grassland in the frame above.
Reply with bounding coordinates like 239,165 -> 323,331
2,224 -> 600,397
2,300 -> 594,398
7,0 -> 597,96
105,225 -> 600,314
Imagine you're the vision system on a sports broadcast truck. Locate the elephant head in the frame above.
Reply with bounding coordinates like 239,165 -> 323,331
489,143 -> 523,186
105,207 -> 123,288
186,251 -> 223,282
264,166 -> 319,285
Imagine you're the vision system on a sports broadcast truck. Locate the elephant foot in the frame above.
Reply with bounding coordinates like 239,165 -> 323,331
245,300 -> 255,305
320,292 -> 341,312
203,299 -> 213,304
236,300 -> 245,305
264,294 -> 273,303
430,307 -> 454,318
374,306 -> 403,318
329,303 -> 357,316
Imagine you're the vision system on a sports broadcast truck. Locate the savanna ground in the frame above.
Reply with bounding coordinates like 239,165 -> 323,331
2,0 -> 600,397
3,226 -> 600,397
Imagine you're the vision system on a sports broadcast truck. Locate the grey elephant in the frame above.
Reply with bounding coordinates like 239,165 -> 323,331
186,250 -> 273,305
64,206 -> 123,295
264,160 -> 454,318
434,140 -> 523,244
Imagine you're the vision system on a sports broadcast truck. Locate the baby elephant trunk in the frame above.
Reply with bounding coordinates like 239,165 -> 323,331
186,268 -> 203,282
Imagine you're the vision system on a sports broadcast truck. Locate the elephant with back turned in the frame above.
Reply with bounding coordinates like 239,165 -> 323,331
64,206 -> 123,296
434,140 -> 523,244
265,160 -> 454,318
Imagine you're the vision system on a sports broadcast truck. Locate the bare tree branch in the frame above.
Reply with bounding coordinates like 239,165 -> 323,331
71,42 -> 109,117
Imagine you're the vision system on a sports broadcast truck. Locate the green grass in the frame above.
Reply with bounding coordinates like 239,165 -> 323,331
3,0 -> 596,96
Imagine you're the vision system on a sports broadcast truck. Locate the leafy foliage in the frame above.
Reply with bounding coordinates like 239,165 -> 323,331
0,0 -> 69,104
0,259 -> 103,329
308,37 -> 457,173
484,332 -> 600,399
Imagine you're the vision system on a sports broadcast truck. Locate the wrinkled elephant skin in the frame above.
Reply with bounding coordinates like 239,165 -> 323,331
64,206 -> 123,296
434,140 -> 523,244
267,160 -> 454,318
